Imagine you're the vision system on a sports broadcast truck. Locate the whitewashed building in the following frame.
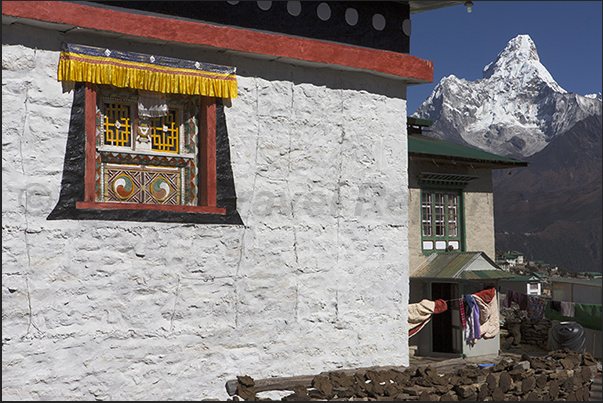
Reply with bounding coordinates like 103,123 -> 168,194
3,1 -> 464,400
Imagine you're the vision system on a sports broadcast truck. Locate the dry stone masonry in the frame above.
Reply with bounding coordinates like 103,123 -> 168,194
228,349 -> 599,401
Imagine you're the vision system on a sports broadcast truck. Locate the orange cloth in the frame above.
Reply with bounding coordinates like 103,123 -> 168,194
433,299 -> 448,314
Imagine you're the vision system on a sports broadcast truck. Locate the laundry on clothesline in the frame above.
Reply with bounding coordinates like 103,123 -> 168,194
560,301 -> 575,317
544,300 -> 602,331
464,294 -> 481,346
408,287 -> 501,343
473,288 -> 499,339
408,299 -> 447,338
502,289 -> 528,310
526,294 -> 547,320
501,288 -> 602,331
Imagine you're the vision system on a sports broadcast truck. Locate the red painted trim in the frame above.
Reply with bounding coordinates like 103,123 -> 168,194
2,1 -> 433,83
82,87 -> 222,214
76,201 -> 226,215
199,98 -> 218,207
84,83 -> 97,202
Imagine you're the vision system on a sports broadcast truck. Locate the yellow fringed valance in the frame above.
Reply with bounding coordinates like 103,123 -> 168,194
58,44 -> 237,98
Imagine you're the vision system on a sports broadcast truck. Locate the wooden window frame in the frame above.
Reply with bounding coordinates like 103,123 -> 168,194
76,84 -> 225,214
421,188 -> 464,253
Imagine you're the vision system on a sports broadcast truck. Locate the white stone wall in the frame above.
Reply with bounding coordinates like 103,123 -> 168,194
2,24 -> 409,400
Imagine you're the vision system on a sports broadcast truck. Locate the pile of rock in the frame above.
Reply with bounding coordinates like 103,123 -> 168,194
520,317 -> 552,349
228,349 -> 599,401
500,306 -> 552,350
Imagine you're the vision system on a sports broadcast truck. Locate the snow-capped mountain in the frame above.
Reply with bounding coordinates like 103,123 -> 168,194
412,35 -> 602,158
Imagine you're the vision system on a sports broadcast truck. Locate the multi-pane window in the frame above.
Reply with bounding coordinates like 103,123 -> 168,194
422,190 -> 462,252
92,85 -> 211,209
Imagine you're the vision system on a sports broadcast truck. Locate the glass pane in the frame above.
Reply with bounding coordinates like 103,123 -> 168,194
104,103 -> 131,147
421,192 -> 432,236
447,194 -> 458,237
434,193 -> 445,237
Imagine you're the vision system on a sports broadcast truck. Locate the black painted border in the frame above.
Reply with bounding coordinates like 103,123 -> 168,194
48,83 -> 244,225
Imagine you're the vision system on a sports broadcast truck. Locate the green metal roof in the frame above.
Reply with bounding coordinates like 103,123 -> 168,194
408,134 -> 529,168
411,251 -> 516,280
500,275 -> 543,282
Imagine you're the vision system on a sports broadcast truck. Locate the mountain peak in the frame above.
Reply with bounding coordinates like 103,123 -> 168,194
481,34 -> 565,93
412,34 -> 601,159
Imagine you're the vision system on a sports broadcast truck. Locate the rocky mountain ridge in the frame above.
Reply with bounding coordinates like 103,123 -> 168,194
413,35 -> 602,159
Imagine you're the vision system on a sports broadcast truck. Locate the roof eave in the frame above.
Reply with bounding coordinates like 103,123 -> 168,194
409,152 -> 530,169
408,1 -> 466,14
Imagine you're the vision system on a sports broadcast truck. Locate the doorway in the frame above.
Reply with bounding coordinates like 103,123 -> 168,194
431,282 -> 460,353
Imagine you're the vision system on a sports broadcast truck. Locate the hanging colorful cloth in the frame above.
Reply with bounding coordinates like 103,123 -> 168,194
502,289 -> 528,310
458,298 -> 466,330
526,295 -> 547,320
464,295 -> 481,346
473,288 -> 499,338
57,43 -> 238,98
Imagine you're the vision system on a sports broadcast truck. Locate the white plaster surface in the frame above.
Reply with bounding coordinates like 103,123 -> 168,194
2,23 -> 410,400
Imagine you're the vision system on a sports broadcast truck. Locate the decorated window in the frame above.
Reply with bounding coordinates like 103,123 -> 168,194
57,44 -> 238,215
95,86 -> 199,206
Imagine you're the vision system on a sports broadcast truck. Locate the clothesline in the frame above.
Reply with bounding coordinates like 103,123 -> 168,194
500,288 -> 602,331
408,287 -> 498,343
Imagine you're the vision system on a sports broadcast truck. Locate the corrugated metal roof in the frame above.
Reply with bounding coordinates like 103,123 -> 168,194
500,275 -> 542,282
411,251 -> 516,280
408,134 -> 528,167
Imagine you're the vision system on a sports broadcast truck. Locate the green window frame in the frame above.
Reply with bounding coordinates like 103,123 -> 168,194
421,188 -> 464,253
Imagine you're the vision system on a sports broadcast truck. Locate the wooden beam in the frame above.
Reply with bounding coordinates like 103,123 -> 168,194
225,374 -> 315,396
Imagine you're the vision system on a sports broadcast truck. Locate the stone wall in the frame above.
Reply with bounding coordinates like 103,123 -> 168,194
2,22 -> 410,400
232,350 -> 599,401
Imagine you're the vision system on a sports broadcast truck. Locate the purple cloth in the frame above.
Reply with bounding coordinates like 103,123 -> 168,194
464,295 -> 481,346
503,290 -> 528,310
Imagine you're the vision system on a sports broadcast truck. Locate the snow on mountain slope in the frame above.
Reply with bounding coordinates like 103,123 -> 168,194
413,35 -> 602,158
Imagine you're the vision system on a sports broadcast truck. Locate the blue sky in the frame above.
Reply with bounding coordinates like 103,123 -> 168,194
406,1 -> 603,114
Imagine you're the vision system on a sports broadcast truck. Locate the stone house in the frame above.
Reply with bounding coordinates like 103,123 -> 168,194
501,250 -> 525,266
406,117 -> 528,358
499,273 -> 545,296
2,1 -> 469,400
